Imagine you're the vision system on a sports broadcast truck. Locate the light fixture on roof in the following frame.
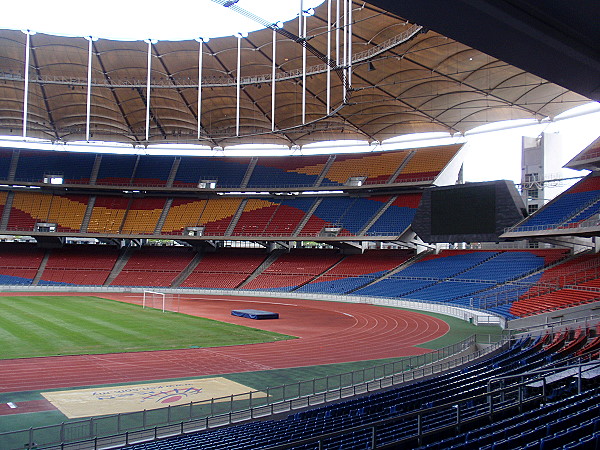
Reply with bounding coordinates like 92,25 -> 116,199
368,61 -> 375,72
223,0 -> 239,7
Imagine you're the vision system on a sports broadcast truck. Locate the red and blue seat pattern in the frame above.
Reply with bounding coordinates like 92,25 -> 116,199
513,174 -> 600,231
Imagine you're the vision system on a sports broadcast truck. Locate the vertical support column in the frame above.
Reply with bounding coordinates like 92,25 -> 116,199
342,0 -> 348,101
271,28 -> 277,132
195,37 -> 208,140
298,0 -> 303,36
347,0 -> 353,88
335,0 -> 340,66
236,33 -> 243,137
22,30 -> 35,139
145,39 -> 156,142
327,0 -> 332,114
301,2 -> 307,124
85,36 -> 97,142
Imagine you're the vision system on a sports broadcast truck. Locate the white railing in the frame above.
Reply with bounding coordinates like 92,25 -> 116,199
0,285 -> 505,327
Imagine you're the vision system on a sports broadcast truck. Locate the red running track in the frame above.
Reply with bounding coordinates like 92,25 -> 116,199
0,294 -> 449,394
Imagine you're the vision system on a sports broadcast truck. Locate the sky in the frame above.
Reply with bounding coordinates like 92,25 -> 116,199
0,0 -> 324,41
459,103 -> 600,187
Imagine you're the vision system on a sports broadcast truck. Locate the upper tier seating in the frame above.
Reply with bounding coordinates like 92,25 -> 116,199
365,193 -> 422,235
173,157 -> 251,188
320,150 -> 410,186
160,198 -> 210,235
86,196 -> 130,233
14,150 -> 96,184
231,198 -> 318,236
297,197 -> 387,236
0,191 -> 8,227
94,154 -> 138,185
0,151 -> 12,180
131,156 -> 174,186
246,155 -> 329,188
513,174 -> 600,231
393,144 -> 461,182
0,145 -> 461,190
0,190 -> 418,238
120,198 -> 166,235
160,198 -> 242,236
7,192 -> 88,232
565,136 -> 600,166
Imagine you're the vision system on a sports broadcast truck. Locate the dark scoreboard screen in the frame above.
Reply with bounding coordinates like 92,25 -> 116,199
431,184 -> 496,235
412,181 -> 526,243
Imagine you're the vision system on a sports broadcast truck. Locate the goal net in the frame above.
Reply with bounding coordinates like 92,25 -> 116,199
142,290 -> 180,313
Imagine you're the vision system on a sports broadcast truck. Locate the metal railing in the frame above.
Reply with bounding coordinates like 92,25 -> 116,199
0,174 -> 436,190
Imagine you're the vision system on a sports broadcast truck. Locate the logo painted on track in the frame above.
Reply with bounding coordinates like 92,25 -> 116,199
43,377 -> 267,418
141,386 -> 203,403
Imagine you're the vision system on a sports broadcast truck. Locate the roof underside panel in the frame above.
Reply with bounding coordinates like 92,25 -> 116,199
0,2 -> 589,147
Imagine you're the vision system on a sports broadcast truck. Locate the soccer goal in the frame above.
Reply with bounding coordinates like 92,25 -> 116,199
142,290 -> 167,312
142,290 -> 181,313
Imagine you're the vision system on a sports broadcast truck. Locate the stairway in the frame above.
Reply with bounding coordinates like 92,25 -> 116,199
293,198 -> 322,236
0,191 -> 14,230
80,196 -> 96,232
89,155 -> 102,184
154,198 -> 173,234
236,248 -> 286,289
314,155 -> 336,187
31,250 -> 51,286
225,198 -> 248,236
387,150 -> 415,183
170,250 -> 203,287
7,150 -> 19,182
103,246 -> 134,286
166,157 -> 181,188
347,250 -> 432,293
359,196 -> 397,235
291,255 -> 347,291
240,157 -> 258,188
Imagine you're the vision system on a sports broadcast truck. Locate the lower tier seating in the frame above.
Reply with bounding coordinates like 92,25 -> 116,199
120,329 -> 600,450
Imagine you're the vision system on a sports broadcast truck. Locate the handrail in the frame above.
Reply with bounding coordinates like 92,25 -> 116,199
39,338 -> 560,450
0,174 -> 437,189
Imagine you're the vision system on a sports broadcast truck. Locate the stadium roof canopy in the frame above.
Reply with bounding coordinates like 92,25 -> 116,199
0,1 -> 594,149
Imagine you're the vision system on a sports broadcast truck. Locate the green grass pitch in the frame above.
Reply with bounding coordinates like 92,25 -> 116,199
0,296 -> 295,359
